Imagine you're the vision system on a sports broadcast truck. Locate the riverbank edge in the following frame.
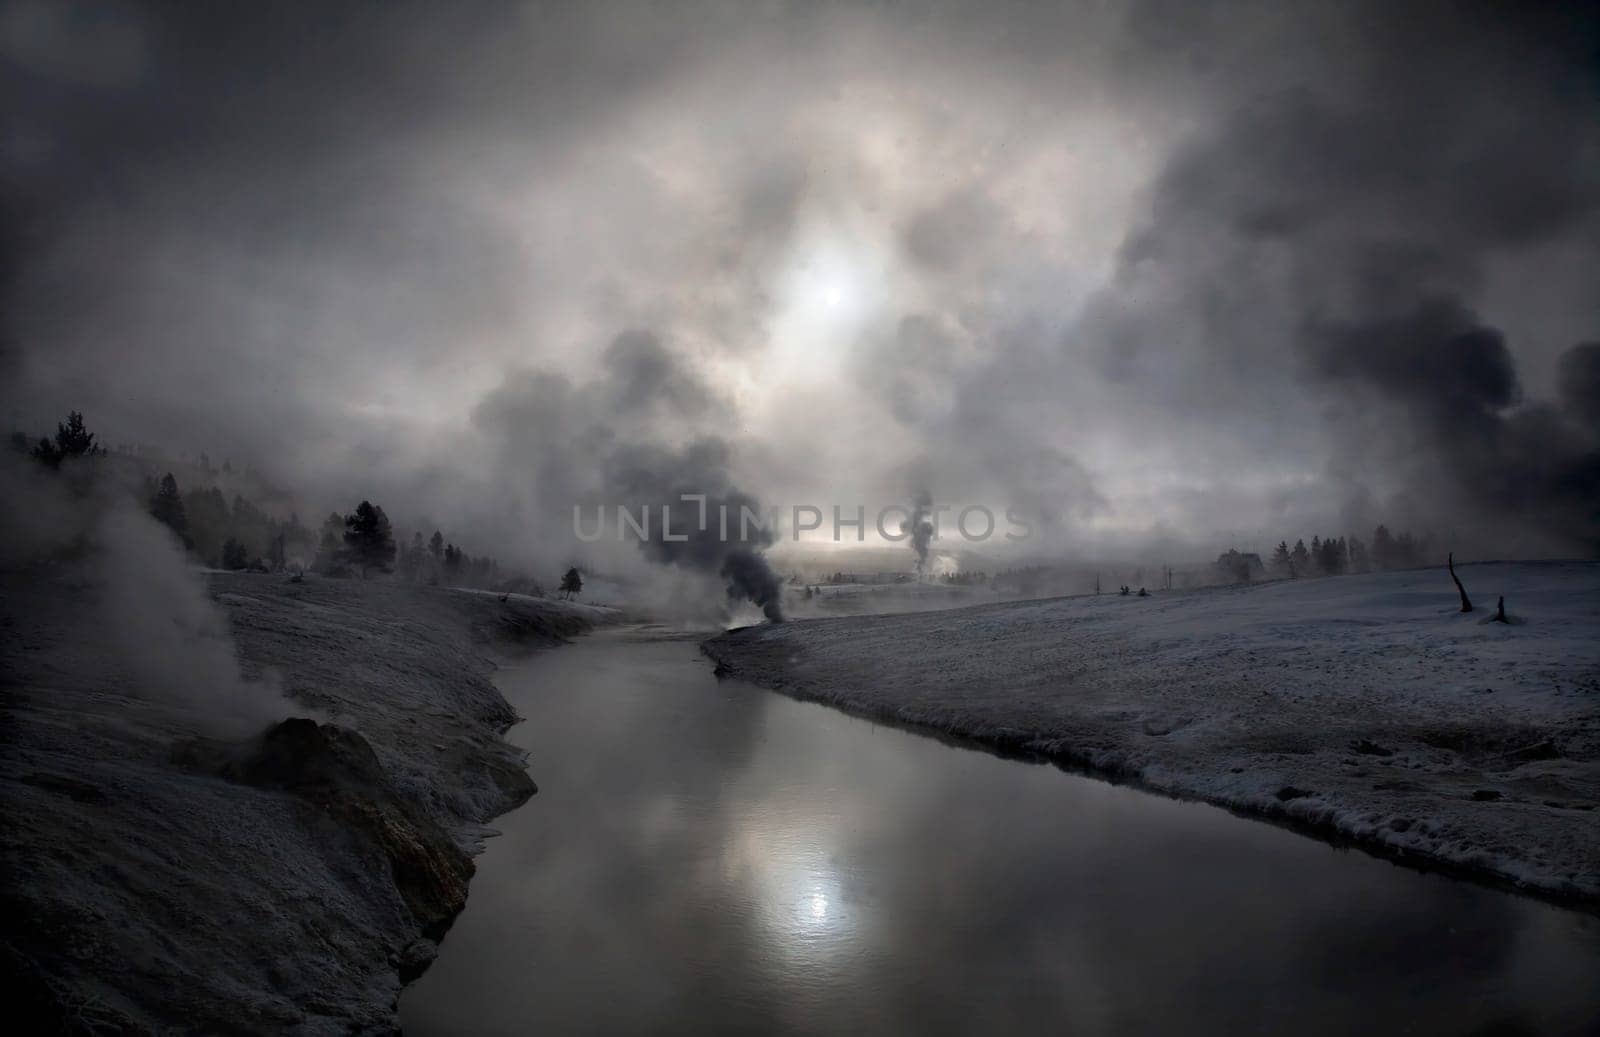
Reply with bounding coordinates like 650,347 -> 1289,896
224,579 -> 626,1025
699,633 -> 1600,916
0,572 -> 620,1033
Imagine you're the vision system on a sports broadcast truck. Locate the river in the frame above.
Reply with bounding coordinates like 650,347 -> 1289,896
401,627 -> 1600,1034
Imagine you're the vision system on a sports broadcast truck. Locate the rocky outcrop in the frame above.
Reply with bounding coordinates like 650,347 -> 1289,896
177,717 -> 498,941
0,572 -> 609,1033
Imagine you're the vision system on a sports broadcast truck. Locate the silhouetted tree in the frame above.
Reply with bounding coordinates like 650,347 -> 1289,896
1316,535 -> 1346,575
1270,541 -> 1291,575
1216,549 -> 1254,584
149,472 -> 189,544
560,566 -> 583,600
1395,530 -> 1421,568
428,530 -> 444,560
1290,539 -> 1310,574
1372,525 -> 1396,569
343,501 -> 396,577
221,537 -> 250,570
399,530 -> 425,580
182,486 -> 230,565
439,543 -> 464,584
314,512 -> 346,574
31,411 -> 104,468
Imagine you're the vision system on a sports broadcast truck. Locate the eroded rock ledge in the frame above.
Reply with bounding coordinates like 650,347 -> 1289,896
1,572 -> 609,1033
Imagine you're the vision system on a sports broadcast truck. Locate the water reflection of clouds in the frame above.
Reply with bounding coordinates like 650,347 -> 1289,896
404,636 -> 1600,1036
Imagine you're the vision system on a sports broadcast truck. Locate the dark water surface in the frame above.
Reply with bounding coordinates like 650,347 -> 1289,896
401,628 -> 1600,1035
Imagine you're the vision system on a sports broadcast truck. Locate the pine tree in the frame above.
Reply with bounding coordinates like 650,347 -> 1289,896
1290,538 -> 1310,575
1395,530 -> 1419,568
1372,525 -> 1395,569
559,566 -> 583,600
343,501 -> 396,577
1316,535 -> 1345,575
428,530 -> 444,560
31,410 -> 104,468
221,537 -> 250,570
400,531 -> 424,580
315,512 -> 346,574
1270,541 -> 1291,573
149,472 -> 189,544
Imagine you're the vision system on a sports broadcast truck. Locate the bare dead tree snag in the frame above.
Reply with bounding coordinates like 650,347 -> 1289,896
1448,552 -> 1473,613
1492,595 -> 1508,623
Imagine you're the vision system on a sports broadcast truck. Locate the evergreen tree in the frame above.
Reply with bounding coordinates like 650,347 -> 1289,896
1290,538 -> 1310,574
31,411 -> 104,468
560,566 -> 583,600
1317,535 -> 1345,575
343,501 -> 396,577
1372,525 -> 1395,569
400,531 -> 425,580
183,486 -> 230,566
314,512 -> 346,574
1395,530 -> 1420,568
429,530 -> 444,560
221,537 -> 250,570
435,543 -> 457,584
149,472 -> 189,544
1270,541 -> 1291,574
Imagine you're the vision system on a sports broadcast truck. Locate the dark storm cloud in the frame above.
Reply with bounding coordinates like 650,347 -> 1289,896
1306,301 -> 1600,551
1055,0 -> 1600,553
0,0 -> 721,462
1559,344 -> 1600,439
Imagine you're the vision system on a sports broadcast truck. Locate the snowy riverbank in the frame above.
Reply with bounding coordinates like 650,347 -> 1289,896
1,570 -> 612,1032
704,562 -> 1600,905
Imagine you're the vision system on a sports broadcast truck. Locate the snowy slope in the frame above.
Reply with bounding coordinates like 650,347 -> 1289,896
1,571 -> 610,1033
705,562 -> 1600,904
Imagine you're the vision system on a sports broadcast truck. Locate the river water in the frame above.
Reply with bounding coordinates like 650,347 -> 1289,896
401,628 -> 1600,1035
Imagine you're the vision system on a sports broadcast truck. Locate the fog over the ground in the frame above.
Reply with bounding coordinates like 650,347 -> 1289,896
3,0 -> 1597,568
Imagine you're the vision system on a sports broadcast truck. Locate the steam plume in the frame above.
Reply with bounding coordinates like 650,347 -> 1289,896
901,492 -> 935,579
605,439 -> 785,622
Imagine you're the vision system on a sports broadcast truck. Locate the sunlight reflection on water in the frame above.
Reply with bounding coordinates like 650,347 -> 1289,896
402,631 -> 1600,1036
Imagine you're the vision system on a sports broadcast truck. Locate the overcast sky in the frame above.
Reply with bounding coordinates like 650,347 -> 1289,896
3,0 -> 1597,565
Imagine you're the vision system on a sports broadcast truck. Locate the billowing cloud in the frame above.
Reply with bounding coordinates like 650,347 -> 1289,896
2,0 -> 1595,572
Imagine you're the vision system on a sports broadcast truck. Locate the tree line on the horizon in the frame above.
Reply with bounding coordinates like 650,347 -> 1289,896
1261,527 -> 1429,581
12,411 -> 559,593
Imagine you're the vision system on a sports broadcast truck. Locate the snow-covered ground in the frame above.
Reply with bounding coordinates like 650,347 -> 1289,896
705,561 -> 1600,904
788,580 -> 994,618
1,571 -> 612,1033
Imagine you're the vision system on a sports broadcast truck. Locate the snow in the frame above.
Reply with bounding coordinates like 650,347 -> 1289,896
0,570 -> 610,1033
704,561 -> 1600,904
